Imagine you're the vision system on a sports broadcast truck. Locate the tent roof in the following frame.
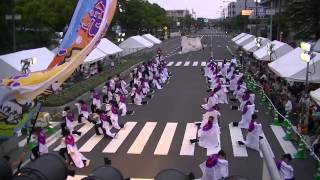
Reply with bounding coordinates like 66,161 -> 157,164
97,38 -> 123,55
253,40 -> 293,61
0,47 -> 54,75
243,37 -> 270,53
142,34 -> 161,44
235,34 -> 255,46
268,47 -> 320,83
84,48 -> 106,63
232,33 -> 247,42
119,35 -> 154,49
311,88 -> 320,106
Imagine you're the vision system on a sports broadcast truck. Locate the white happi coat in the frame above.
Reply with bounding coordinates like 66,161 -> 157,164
244,122 -> 263,151
66,114 -> 74,132
201,110 -> 221,128
198,122 -> 220,150
216,86 -> 228,104
202,94 -> 219,110
67,143 -> 88,168
238,104 -> 255,129
199,159 -> 229,180
279,161 -> 294,180
119,101 -> 127,116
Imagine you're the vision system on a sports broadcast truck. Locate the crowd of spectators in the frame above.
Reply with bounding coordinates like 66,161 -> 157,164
246,59 -> 320,155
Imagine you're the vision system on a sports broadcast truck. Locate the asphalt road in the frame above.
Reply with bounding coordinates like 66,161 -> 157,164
17,29 -> 317,180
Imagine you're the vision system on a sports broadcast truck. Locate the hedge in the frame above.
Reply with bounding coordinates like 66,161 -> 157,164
42,57 -> 145,107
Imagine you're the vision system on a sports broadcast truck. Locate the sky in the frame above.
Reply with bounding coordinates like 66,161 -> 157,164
147,0 -> 236,19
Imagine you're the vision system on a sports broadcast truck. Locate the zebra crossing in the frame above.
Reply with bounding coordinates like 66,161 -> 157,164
167,60 -> 224,67
66,175 -> 201,180
36,120 -> 298,158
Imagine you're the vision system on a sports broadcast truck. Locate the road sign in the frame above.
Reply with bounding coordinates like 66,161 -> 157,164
266,9 -> 276,15
241,10 -> 253,16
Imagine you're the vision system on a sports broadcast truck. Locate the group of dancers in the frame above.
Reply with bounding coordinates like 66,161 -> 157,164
193,57 -> 294,180
29,52 -> 172,169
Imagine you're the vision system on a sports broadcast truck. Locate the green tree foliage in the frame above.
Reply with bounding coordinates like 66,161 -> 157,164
284,0 -> 320,40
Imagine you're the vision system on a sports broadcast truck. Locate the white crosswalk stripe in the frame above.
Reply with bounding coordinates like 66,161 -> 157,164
67,175 -> 198,180
229,123 -> 248,157
175,61 -> 182,66
166,61 -> 174,66
270,125 -> 297,156
127,122 -> 157,154
179,123 -> 198,156
201,61 -> 207,66
154,122 -> 177,155
184,61 -> 190,66
192,61 -> 198,66
103,122 -> 137,153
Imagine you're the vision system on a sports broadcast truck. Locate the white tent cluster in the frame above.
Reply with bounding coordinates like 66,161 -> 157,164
232,32 -> 320,106
0,34 -> 162,79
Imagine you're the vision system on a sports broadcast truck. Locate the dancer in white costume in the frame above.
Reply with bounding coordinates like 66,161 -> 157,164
66,132 -> 90,168
199,150 -> 229,180
233,105 -> 256,129
238,117 -> 263,151
276,154 -> 295,180
190,116 -> 220,150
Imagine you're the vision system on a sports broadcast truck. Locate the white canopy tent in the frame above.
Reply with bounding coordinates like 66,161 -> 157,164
253,40 -> 293,61
235,34 -> 255,47
232,33 -> 247,42
0,47 -> 54,79
97,38 -> 123,55
84,48 -> 106,64
310,88 -> 320,106
243,37 -> 270,53
268,47 -> 320,83
142,34 -> 162,44
119,35 -> 154,55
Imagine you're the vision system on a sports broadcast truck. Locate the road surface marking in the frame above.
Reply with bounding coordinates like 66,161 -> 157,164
79,134 -> 104,152
103,121 -> 137,153
67,175 -> 86,180
201,61 -> 207,66
179,123 -> 198,156
270,125 -> 297,156
175,61 -> 182,66
54,123 -> 93,151
127,122 -> 157,154
184,61 -> 190,66
259,133 -> 275,158
192,61 -> 198,66
166,61 -> 174,66
207,135 -> 221,156
154,122 -> 178,155
229,123 -> 248,157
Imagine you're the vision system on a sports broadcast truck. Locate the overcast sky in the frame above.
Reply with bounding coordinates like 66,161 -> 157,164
147,0 -> 236,19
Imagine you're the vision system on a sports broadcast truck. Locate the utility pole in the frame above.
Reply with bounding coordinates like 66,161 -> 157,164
277,0 -> 282,40
269,1 -> 273,40
255,0 -> 258,36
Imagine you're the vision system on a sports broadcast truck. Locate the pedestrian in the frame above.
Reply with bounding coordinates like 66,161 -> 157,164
31,128 -> 48,160
65,106 -> 81,136
199,150 -> 229,180
238,117 -> 263,152
276,154 -> 295,180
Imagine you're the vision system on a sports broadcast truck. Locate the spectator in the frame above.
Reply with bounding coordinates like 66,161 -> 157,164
283,95 -> 293,114
263,80 -> 270,96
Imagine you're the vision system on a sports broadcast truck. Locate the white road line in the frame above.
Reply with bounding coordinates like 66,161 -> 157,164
184,61 -> 190,66
103,122 -> 137,153
127,122 -> 157,154
167,61 -> 174,66
67,175 -> 86,180
180,123 -> 198,156
270,125 -> 297,156
259,133 -> 275,158
175,61 -> 182,66
207,135 -> 221,156
154,122 -> 178,155
192,61 -> 199,66
201,61 -> 207,66
229,123 -> 248,157
79,134 -> 103,152
47,129 -> 62,147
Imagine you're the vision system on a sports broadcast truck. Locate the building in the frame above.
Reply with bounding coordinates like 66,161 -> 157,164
166,10 -> 190,21
226,0 -> 260,18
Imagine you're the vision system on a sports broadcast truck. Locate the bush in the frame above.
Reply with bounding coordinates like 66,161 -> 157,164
42,57 -> 143,107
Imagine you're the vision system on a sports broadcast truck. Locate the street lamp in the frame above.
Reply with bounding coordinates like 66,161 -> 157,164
21,57 -> 37,74
300,42 -> 316,126
117,32 -> 125,43
255,37 -> 262,48
5,14 -> 22,52
267,42 -> 275,61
